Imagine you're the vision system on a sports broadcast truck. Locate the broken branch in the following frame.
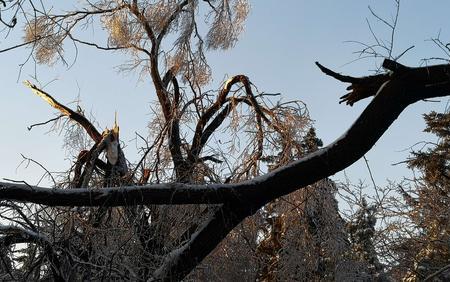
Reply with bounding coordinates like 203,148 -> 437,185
24,81 -> 102,142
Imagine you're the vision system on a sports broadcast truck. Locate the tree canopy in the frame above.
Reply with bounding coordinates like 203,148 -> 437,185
1,1 -> 450,281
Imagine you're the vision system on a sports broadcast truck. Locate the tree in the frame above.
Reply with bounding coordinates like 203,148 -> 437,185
383,108 -> 450,281
347,197 -> 384,278
1,1 -> 450,281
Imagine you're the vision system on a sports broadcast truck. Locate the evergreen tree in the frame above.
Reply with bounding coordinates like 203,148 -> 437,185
347,198 -> 384,278
398,109 -> 450,281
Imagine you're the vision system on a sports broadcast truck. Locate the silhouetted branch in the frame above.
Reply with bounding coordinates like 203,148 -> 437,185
3,60 -> 450,206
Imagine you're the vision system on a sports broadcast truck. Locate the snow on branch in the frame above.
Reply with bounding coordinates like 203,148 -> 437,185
2,59 -> 450,208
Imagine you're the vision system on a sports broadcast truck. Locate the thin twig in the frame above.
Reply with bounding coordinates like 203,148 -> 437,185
27,115 -> 63,131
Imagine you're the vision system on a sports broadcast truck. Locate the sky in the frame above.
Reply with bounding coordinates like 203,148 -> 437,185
1,1 -> 450,189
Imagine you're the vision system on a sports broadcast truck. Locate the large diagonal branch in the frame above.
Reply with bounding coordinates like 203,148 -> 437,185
4,60 -> 450,206
150,202 -> 255,281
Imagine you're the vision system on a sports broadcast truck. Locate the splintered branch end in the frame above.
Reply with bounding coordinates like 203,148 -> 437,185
23,80 -> 71,116
23,80 -> 102,142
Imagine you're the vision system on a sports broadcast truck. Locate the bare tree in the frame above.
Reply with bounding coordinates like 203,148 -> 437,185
1,1 -> 450,281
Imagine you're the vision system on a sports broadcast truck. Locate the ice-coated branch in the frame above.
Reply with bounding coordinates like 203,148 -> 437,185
3,60 -> 450,208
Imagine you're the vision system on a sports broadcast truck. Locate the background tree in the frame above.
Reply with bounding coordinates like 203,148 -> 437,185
384,107 -> 450,281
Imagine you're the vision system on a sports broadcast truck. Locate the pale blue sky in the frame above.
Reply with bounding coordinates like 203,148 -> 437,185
1,1 -> 449,187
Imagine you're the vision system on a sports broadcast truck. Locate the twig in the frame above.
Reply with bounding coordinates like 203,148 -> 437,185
19,154 -> 57,186
27,115 -> 63,131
